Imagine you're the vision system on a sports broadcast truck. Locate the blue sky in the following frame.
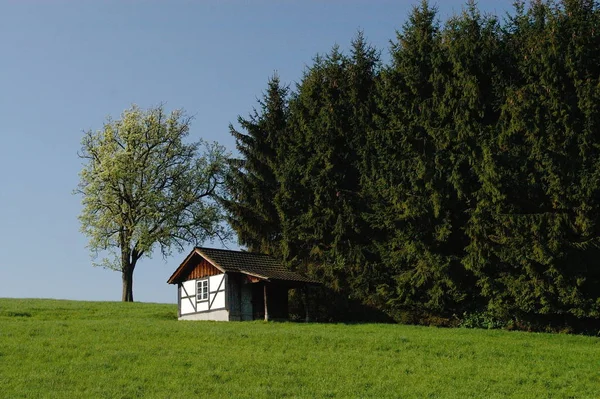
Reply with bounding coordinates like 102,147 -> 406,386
0,0 -> 515,304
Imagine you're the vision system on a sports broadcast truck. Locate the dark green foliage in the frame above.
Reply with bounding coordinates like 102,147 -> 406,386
224,75 -> 289,254
227,0 -> 600,330
275,33 -> 381,296
460,310 -> 508,330
365,1 -> 468,317
466,0 -> 600,321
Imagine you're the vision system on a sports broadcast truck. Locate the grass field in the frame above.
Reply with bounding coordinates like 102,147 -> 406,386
1,299 -> 599,398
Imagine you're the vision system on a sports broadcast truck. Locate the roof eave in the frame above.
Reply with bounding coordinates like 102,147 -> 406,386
166,248 -> 226,284
238,270 -> 270,281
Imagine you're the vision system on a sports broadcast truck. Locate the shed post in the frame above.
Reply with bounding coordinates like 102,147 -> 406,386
304,284 -> 310,323
264,283 -> 269,322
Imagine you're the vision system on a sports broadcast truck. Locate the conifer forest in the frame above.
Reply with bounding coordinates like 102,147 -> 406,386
224,0 -> 600,331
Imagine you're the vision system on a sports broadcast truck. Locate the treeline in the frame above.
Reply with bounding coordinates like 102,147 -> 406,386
224,0 -> 600,331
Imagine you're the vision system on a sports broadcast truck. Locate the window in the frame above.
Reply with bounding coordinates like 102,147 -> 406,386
197,279 -> 208,302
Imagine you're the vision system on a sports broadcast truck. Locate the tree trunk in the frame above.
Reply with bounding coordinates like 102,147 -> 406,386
122,266 -> 134,302
121,245 -> 136,302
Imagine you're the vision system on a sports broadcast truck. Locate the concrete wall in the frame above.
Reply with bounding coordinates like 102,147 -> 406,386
179,309 -> 229,321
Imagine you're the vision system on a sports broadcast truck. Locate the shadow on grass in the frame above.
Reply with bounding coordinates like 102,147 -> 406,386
289,286 -> 395,324
1,311 -> 32,318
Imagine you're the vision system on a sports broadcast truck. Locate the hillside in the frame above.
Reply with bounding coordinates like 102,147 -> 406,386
0,298 -> 598,398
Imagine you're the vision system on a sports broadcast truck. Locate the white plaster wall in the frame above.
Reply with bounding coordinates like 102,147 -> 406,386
210,291 -> 225,309
209,274 -> 225,290
181,280 -> 196,298
179,309 -> 229,321
180,298 -> 195,315
196,300 -> 209,312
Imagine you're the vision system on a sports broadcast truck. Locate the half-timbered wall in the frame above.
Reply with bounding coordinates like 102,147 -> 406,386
180,280 -> 197,315
178,273 -> 228,320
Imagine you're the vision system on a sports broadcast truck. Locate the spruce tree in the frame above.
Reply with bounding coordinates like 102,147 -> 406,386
225,0 -> 600,328
365,1 -> 464,316
277,35 -> 380,297
225,75 -> 289,255
469,0 -> 600,321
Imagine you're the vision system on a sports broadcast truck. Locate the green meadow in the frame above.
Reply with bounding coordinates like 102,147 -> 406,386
1,298 -> 599,399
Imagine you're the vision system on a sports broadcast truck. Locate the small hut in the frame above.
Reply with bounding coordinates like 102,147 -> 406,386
167,247 -> 319,321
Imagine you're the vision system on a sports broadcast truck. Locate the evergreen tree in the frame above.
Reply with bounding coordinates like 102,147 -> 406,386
468,0 -> 600,321
225,0 -> 600,329
365,1 -> 464,317
225,75 -> 289,255
364,0 -> 507,319
277,35 -> 380,296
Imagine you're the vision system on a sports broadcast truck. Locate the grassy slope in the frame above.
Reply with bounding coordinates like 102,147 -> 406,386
0,299 -> 599,399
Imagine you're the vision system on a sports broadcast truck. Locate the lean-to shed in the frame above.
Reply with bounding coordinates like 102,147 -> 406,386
167,247 -> 319,321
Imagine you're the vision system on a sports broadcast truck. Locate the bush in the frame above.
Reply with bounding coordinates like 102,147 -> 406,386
460,311 -> 508,330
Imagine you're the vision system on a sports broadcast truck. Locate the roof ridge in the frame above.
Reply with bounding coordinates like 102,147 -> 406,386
195,246 -> 272,257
